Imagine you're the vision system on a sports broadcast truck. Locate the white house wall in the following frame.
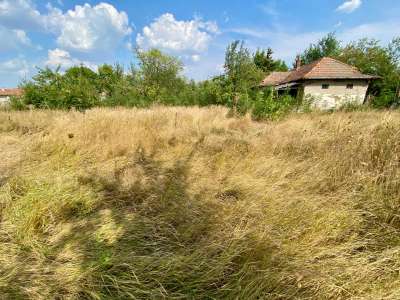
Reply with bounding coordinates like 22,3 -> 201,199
0,96 -> 10,105
303,80 -> 369,110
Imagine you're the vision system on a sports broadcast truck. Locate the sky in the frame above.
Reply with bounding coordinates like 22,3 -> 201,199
0,0 -> 399,86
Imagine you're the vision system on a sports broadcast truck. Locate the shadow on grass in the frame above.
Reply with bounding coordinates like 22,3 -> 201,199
2,141 -> 304,299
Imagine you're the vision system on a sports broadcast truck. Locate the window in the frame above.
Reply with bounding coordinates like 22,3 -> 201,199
322,84 -> 329,89
346,84 -> 354,89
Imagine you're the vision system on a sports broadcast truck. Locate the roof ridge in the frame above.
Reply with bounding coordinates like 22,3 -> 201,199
279,58 -> 322,84
323,56 -> 361,73
260,56 -> 378,86
301,57 -> 325,78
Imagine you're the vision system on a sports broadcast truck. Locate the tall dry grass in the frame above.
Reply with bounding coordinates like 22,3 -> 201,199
0,106 -> 400,299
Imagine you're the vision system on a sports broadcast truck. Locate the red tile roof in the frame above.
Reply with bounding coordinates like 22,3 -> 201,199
0,88 -> 23,96
260,71 -> 291,86
261,57 -> 379,87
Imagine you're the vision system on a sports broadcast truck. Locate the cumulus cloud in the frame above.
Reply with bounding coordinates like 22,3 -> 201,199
46,3 -> 132,52
45,48 -> 78,68
336,0 -> 362,13
136,13 -> 218,58
45,48 -> 96,70
0,1 -> 132,53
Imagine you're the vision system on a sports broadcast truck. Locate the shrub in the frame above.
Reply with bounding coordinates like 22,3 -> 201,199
251,89 -> 297,120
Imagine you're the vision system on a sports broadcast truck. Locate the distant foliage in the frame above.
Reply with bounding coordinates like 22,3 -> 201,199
14,34 -> 400,112
17,49 -> 194,110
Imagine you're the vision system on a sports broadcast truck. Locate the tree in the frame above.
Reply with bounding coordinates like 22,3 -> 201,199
19,65 -> 100,110
224,41 -> 263,94
253,48 -> 288,73
61,65 -> 99,109
135,48 -> 184,103
339,38 -> 400,107
300,33 -> 342,65
97,64 -> 124,97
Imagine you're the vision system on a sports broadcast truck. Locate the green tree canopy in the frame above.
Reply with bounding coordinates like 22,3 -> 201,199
299,32 -> 342,65
21,66 -> 99,109
135,48 -> 185,102
97,64 -> 124,97
339,38 -> 400,106
253,48 -> 288,73
224,41 -> 264,94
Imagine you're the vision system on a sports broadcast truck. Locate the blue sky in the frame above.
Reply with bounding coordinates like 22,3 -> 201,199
0,0 -> 399,86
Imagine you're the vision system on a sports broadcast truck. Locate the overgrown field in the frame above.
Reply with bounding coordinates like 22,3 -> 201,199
1,107 -> 400,299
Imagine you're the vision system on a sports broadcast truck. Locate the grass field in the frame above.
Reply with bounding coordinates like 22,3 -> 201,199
1,106 -> 400,299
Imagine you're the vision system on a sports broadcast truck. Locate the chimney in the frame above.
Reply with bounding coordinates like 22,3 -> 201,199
295,55 -> 301,70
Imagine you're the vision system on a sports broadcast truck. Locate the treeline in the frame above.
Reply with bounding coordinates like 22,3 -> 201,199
13,34 -> 400,117
15,43 -> 289,109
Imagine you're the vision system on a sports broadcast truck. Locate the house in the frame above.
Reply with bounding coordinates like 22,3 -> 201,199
260,57 -> 379,109
0,88 -> 23,105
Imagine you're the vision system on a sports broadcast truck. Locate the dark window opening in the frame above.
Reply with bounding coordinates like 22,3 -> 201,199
346,84 -> 354,89
322,84 -> 329,89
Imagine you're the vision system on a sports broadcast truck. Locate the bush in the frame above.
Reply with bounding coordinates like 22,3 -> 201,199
338,100 -> 368,112
9,96 -> 28,111
371,89 -> 400,108
251,89 -> 297,120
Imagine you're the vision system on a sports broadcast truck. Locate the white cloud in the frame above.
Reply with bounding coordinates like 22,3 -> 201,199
0,1 -> 132,53
191,55 -> 201,62
0,58 -> 29,77
45,48 -> 96,70
0,57 -> 32,86
0,27 -> 31,52
45,48 -> 77,68
0,0 -> 42,30
136,13 -> 218,58
336,0 -> 362,13
46,3 -> 132,52
14,29 -> 31,45
339,20 -> 400,44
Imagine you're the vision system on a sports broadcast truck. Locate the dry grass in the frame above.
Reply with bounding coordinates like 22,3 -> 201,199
0,106 -> 400,299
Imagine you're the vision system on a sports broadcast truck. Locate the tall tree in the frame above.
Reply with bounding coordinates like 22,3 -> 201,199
135,48 -> 184,102
224,41 -> 263,94
254,48 -> 288,73
300,32 -> 342,65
